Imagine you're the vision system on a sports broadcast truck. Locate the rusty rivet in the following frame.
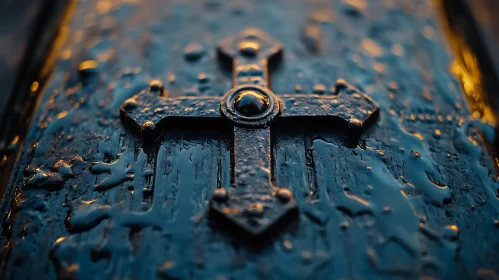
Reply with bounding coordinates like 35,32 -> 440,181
335,78 -> 348,92
276,188 -> 293,202
149,79 -> 165,95
124,98 -> 138,109
141,121 -> 155,132
212,188 -> 229,202
348,118 -> 362,131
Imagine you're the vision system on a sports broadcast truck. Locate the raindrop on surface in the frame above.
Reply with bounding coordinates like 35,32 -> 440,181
184,43 -> 205,62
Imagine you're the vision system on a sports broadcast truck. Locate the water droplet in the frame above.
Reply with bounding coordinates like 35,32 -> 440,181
184,43 -> 205,62
302,251 -> 312,264
443,225 -> 459,241
231,4 -> 244,15
313,84 -> 326,95
295,84 -> 302,93
158,261 -> 176,278
168,73 -> 175,84
433,129 -> 442,139
301,23 -> 322,53
26,168 -> 64,191
205,0 -> 220,10
342,0 -> 366,17
77,60 -> 99,80
410,150 -> 420,158
7,136 -> 19,153
53,160 -> 73,179
361,39 -> 383,57
197,73 -> 209,84
340,220 -> 350,230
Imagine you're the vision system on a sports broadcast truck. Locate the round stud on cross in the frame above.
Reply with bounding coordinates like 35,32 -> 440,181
276,188 -> 293,202
347,118 -> 362,131
239,40 -> 260,56
141,121 -> 156,141
141,121 -> 155,132
221,85 -> 280,128
212,188 -> 229,202
334,78 -> 348,93
149,79 -> 166,96
234,90 -> 270,116
124,98 -> 138,109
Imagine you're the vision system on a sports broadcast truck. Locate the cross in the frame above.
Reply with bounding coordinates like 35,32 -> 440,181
120,28 -> 379,241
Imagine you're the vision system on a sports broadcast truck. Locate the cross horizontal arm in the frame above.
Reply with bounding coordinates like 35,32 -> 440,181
278,83 -> 379,129
120,89 -> 223,132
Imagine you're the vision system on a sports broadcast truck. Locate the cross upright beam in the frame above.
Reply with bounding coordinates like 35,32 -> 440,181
120,28 -> 379,241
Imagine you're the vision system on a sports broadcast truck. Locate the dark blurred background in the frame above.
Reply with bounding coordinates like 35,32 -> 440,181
0,0 -> 68,190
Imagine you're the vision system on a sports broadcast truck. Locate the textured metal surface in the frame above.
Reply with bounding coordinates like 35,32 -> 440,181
1,0 -> 499,279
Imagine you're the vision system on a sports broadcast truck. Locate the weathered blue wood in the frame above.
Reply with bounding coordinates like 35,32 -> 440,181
0,0 -> 498,279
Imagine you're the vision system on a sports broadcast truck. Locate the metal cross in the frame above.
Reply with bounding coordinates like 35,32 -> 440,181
120,28 -> 379,241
